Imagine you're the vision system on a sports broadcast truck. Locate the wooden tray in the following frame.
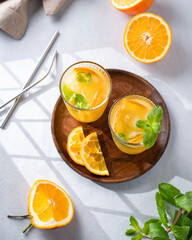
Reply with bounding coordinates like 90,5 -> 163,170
51,69 -> 170,183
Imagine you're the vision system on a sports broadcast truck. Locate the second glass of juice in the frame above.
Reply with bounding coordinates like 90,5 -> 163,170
60,62 -> 112,122
109,95 -> 156,154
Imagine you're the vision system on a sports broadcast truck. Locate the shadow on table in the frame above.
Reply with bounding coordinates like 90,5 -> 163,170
0,141 -> 111,240
1,44 -> 192,239
0,56 -> 111,240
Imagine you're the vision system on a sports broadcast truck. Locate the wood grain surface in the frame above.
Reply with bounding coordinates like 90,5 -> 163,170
51,69 -> 170,183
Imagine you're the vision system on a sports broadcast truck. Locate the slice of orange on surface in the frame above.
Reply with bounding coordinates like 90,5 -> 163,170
124,13 -> 172,63
111,0 -> 154,15
81,132 -> 109,176
67,126 -> 85,165
28,180 -> 74,229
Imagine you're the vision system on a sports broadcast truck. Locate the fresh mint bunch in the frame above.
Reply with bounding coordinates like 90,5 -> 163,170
136,106 -> 163,149
125,183 -> 192,240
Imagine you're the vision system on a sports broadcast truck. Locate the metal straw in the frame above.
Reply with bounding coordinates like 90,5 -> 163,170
0,30 -> 59,129
0,51 -> 57,109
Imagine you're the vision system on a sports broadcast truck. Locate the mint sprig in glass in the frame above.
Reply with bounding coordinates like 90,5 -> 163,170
60,61 -> 112,123
136,106 -> 163,149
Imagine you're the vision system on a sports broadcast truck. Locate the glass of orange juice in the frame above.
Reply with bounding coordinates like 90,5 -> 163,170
60,61 -> 112,122
108,95 -> 156,154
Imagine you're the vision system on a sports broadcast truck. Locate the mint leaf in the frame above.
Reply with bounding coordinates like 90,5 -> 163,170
117,133 -> 127,141
143,126 -> 158,149
174,210 -> 192,237
63,85 -> 75,102
125,229 -> 136,236
175,192 -> 192,212
131,233 -> 143,240
175,210 -> 192,227
135,105 -> 163,149
136,120 -> 147,129
171,225 -> 190,240
77,72 -> 92,86
187,212 -> 192,220
155,192 -> 168,228
63,85 -> 89,109
143,219 -> 161,235
158,183 -> 182,206
149,223 -> 170,239
147,106 -> 163,124
152,122 -> 162,134
74,94 -> 89,109
130,216 -> 140,232
87,73 -> 91,85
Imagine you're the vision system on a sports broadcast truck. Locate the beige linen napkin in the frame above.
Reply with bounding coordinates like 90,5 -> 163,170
0,0 -> 66,39
0,0 -> 29,39
43,0 -> 66,15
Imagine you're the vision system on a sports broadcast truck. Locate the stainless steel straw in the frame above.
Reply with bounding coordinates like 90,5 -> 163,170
0,51 -> 57,109
0,30 -> 59,129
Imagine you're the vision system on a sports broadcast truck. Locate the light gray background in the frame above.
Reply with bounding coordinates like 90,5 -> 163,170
0,0 -> 192,239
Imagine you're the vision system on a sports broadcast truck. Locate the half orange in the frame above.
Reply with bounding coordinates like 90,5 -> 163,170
111,0 -> 154,15
124,13 -> 172,63
28,180 -> 74,229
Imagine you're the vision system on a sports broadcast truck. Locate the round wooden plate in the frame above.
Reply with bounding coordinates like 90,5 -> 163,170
51,69 -> 170,183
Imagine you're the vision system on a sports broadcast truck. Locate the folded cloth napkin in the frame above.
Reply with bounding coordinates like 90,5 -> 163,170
43,0 -> 66,15
0,0 -> 66,39
0,0 -> 29,39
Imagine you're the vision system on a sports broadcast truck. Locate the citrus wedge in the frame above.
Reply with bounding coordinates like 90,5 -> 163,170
28,180 -> 74,229
81,132 -> 109,176
67,126 -> 85,165
111,0 -> 154,15
124,13 -> 172,63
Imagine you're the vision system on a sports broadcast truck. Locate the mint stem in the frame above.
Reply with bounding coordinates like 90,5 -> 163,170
8,214 -> 29,219
141,232 -> 151,239
167,208 -> 182,233
139,208 -> 182,239
185,211 -> 191,217
23,222 -> 32,233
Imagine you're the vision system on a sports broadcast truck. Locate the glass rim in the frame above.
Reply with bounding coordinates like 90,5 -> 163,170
59,61 -> 112,111
108,94 -> 156,146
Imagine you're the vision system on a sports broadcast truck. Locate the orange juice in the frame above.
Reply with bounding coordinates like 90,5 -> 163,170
60,62 -> 112,122
109,95 -> 156,154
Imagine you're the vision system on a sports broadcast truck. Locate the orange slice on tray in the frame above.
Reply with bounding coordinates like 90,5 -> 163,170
81,132 -> 109,176
28,180 -> 74,229
124,13 -> 172,63
67,126 -> 85,165
111,0 -> 154,15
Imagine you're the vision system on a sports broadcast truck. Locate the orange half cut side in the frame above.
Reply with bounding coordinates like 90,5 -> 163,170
28,180 -> 74,229
124,13 -> 172,63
